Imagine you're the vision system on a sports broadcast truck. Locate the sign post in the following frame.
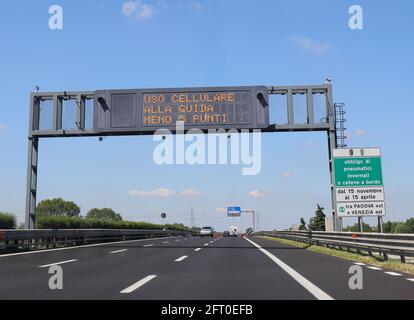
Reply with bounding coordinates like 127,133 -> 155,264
333,148 -> 386,232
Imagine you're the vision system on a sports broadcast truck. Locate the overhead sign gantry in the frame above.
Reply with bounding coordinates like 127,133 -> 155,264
26,84 -> 339,230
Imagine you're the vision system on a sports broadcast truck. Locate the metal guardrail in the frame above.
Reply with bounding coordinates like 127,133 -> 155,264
256,230 -> 414,263
0,229 -> 193,253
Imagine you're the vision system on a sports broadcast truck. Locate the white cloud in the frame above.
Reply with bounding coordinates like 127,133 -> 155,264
190,1 -> 203,10
281,171 -> 294,177
129,188 -> 203,198
129,188 -> 176,198
354,128 -> 367,137
179,188 -> 203,197
249,190 -> 268,199
289,35 -> 330,55
122,1 -> 157,20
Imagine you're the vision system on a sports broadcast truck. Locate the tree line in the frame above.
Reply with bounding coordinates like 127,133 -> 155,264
297,204 -> 414,234
0,198 -> 189,231
36,198 -> 123,221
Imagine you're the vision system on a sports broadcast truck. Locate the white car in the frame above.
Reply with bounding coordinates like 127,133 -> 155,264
200,226 -> 214,237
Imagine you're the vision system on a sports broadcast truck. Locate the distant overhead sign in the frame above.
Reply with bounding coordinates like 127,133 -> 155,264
333,148 -> 386,217
94,86 -> 269,133
227,207 -> 241,218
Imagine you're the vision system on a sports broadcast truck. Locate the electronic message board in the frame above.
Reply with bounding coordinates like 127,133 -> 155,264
93,86 -> 269,133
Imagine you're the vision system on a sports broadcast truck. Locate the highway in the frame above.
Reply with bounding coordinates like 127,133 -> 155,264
0,236 -> 413,300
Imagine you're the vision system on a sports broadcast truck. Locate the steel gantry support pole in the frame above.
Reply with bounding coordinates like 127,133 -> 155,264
25,136 -> 38,229
327,84 -> 339,232
25,94 -> 39,229
241,210 -> 256,233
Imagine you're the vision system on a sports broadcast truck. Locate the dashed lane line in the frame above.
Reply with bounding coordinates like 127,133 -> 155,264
38,259 -> 78,268
109,249 -> 128,254
120,275 -> 157,294
0,236 -> 180,259
175,255 -> 188,262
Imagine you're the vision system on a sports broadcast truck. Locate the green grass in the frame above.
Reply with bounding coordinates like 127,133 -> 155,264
260,236 -> 414,275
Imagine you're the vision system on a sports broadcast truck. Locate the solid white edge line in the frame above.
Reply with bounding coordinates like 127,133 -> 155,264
109,249 -> 128,254
0,236 -> 180,259
244,237 -> 334,301
384,272 -> 402,276
175,255 -> 188,262
353,262 -> 366,266
368,266 -> 383,270
143,244 -> 154,247
39,259 -> 78,268
162,241 -> 169,244
407,279 -> 414,282
120,275 -> 157,294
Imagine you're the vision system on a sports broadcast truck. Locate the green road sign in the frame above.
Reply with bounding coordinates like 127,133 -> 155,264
334,157 -> 383,187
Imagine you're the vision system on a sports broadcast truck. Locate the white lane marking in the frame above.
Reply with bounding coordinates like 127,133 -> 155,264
353,262 -> 366,266
204,243 -> 209,246
143,244 -> 154,248
368,266 -> 383,271
195,248 -> 202,252
38,259 -> 78,268
175,255 -> 188,262
162,241 -> 169,244
120,275 -> 157,294
210,241 -> 214,243
385,272 -> 402,276
407,279 -> 414,282
109,249 -> 128,254
0,236 -> 180,259
175,240 -> 181,242
244,237 -> 334,301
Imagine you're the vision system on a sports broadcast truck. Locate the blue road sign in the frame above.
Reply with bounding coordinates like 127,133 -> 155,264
227,207 -> 241,217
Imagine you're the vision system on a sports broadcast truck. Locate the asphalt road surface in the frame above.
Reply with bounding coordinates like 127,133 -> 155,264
0,236 -> 413,300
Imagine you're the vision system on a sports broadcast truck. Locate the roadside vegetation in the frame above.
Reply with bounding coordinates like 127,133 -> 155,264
297,204 -> 414,234
342,219 -> 414,233
0,212 -> 16,229
1,198 -> 192,232
261,236 -> 414,275
297,204 -> 326,231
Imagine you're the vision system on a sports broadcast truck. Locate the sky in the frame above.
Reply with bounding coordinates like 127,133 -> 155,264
0,0 -> 413,231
